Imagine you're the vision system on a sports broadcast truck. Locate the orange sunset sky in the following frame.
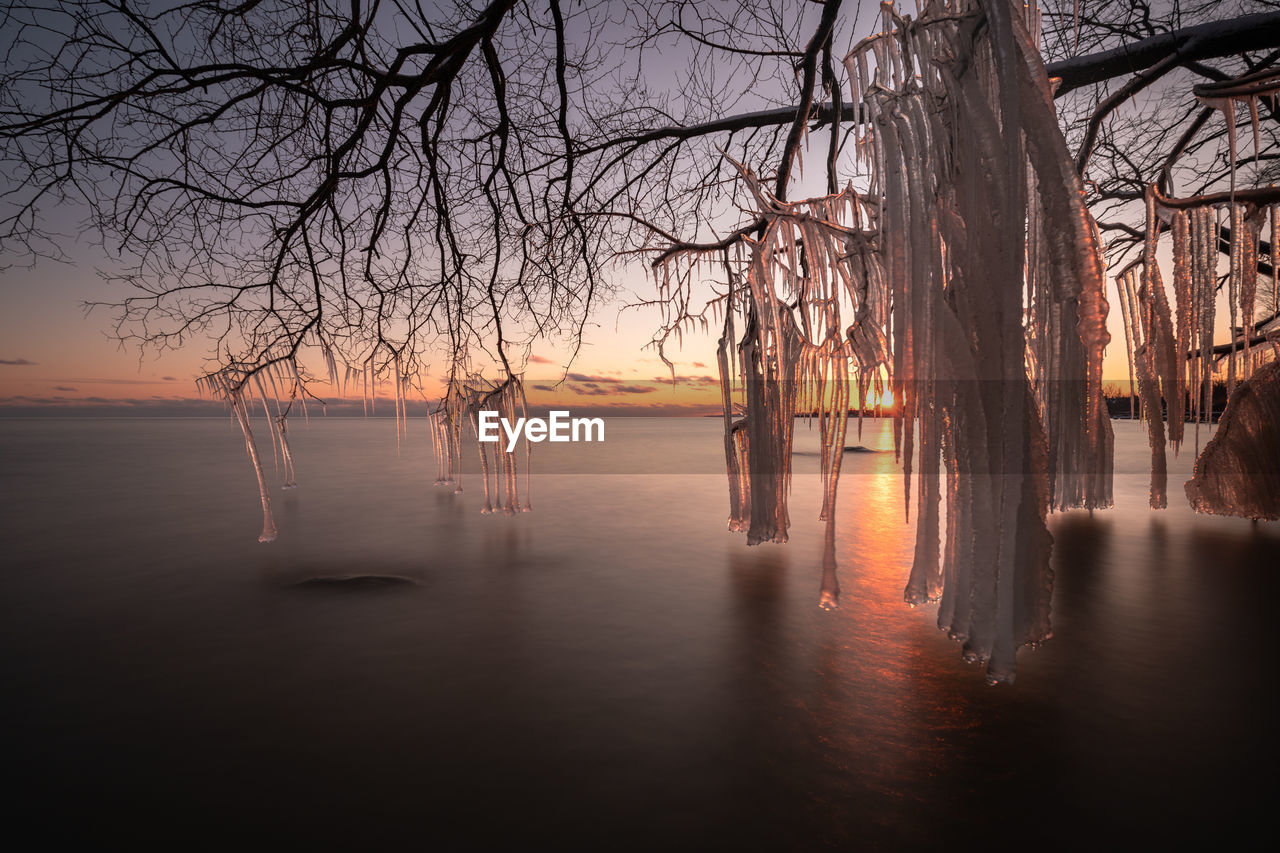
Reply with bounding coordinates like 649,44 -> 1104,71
0,237 -> 732,415
0,218 -> 1228,417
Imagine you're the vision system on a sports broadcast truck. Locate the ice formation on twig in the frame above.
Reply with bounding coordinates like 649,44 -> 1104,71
198,357 -> 318,542
277,412 -> 298,490
429,374 -> 532,514
659,0 -> 1115,682
200,327 -> 538,538
659,159 -> 880,615
1132,68 -> 1280,518
429,379 -> 465,490
847,0 -> 1113,682
1114,258 -> 1171,507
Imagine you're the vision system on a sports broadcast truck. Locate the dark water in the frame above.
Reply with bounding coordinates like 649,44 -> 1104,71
1,417 -> 1277,849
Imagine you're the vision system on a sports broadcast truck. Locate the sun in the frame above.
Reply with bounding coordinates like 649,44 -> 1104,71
865,387 -> 895,410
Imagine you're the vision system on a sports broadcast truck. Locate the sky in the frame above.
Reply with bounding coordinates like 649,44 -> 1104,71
0,220 -> 732,415
0,1 -> 1245,417
0,129 -> 1235,417
0,0 -> 769,416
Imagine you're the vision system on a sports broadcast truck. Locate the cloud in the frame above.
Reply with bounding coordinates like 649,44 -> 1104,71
566,382 -> 657,396
528,354 -> 555,365
0,395 -> 227,417
54,386 -> 77,392
653,374 -> 718,386
692,361 -> 707,368
565,372 -> 650,384
0,358 -> 36,366
531,374 -> 710,398
561,373 -> 657,395
59,377 -> 171,385
162,376 -> 178,381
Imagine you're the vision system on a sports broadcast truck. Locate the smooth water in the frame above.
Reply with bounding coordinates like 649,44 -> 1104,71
1,417 -> 1276,849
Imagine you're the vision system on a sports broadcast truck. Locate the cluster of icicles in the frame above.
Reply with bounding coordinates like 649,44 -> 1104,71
199,361 -> 313,543
428,376 -> 532,515
204,348 -> 531,542
664,0 -> 1280,682
1125,65 -> 1280,517
661,0 -> 1115,683
1117,194 -> 1280,511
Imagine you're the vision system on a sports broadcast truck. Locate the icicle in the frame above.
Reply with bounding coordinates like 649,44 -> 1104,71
287,360 -> 308,424
1171,209 -> 1192,448
717,292 -> 749,532
429,407 -> 446,485
1115,268 -> 1139,420
1198,206 -> 1216,432
818,515 -> 840,611
519,381 -> 532,512
1239,206 -> 1260,382
1129,265 -> 1169,509
278,413 -> 298,490
253,373 -> 280,477
1229,203 -> 1242,392
227,383 -> 277,543
394,353 -> 403,456
474,403 -> 494,514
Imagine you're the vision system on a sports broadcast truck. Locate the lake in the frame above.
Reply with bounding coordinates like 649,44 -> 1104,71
1,416 -> 1276,849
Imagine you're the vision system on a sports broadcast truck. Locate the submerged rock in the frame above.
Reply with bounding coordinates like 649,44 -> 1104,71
1185,360 -> 1280,521
291,575 -> 418,589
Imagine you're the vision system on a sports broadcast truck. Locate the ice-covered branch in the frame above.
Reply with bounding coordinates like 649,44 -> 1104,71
1047,11 -> 1280,97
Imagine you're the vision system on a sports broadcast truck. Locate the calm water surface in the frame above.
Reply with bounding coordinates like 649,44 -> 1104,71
1,417 -> 1277,849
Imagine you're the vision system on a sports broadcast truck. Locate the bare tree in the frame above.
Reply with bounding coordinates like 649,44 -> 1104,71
0,0 -> 609,389
3,1 -> 1277,388
6,0 -> 1280,678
